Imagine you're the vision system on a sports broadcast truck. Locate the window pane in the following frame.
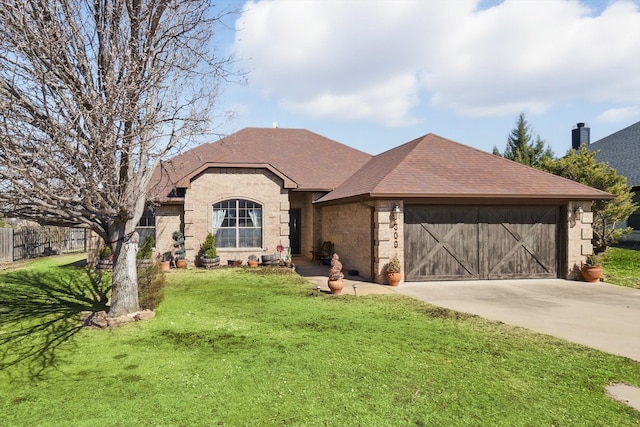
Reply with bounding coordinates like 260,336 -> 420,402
215,228 -> 236,248
239,228 -> 262,248
213,199 -> 262,248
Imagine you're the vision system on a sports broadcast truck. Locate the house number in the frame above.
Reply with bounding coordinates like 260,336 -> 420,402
393,224 -> 399,248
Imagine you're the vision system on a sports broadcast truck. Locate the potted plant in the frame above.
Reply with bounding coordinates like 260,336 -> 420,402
199,232 -> 220,269
284,247 -> 293,268
172,231 -> 187,269
247,254 -> 259,267
385,255 -> 402,286
137,235 -> 155,266
157,251 -> 172,272
581,253 -> 603,283
327,253 -> 344,294
97,245 -> 113,269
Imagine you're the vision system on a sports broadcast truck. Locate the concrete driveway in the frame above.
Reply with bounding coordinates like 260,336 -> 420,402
393,279 -> 640,362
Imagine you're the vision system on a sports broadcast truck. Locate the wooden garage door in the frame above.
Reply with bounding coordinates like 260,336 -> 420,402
404,206 -> 559,281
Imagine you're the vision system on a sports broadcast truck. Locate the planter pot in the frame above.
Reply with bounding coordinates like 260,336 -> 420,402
261,254 -> 279,266
96,259 -> 113,270
228,259 -> 242,267
581,265 -> 602,283
386,271 -> 402,286
327,279 -> 344,295
175,259 -> 187,269
159,260 -> 170,272
200,256 -> 220,269
247,260 -> 259,267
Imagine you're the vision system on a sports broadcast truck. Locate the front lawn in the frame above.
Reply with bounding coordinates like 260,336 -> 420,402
603,246 -> 640,289
1,255 -> 639,426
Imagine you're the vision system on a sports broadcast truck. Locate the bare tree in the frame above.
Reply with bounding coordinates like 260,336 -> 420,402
0,0 -> 234,316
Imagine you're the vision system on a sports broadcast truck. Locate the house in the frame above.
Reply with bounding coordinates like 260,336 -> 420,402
580,121 -> 640,242
148,127 -> 612,282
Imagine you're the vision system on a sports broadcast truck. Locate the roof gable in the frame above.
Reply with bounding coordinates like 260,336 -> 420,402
148,128 -> 372,201
317,133 -> 613,203
588,121 -> 640,187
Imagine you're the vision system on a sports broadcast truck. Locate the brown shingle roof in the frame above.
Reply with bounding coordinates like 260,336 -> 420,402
147,128 -> 372,202
317,133 -> 614,203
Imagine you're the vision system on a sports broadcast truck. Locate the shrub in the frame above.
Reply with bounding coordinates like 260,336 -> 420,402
386,256 -> 401,273
172,231 -> 186,260
137,236 -> 155,260
200,232 -> 217,258
328,253 -> 344,280
137,262 -> 167,310
98,245 -> 112,260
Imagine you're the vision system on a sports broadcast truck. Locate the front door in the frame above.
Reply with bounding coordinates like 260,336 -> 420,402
289,208 -> 301,255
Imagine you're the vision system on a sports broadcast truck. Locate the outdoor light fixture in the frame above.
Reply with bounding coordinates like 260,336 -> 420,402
391,204 -> 401,225
315,285 -> 321,296
352,283 -> 358,297
574,206 -> 584,222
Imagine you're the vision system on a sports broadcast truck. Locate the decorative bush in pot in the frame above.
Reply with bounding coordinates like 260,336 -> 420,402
247,254 -> 259,267
328,253 -> 344,294
199,232 -> 220,269
172,231 -> 187,268
581,254 -> 603,283
385,256 -> 402,286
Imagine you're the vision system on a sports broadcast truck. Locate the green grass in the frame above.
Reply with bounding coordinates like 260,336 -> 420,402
1,255 -> 640,426
603,246 -> 640,289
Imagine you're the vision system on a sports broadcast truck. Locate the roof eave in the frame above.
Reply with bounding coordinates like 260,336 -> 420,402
177,162 -> 298,189
315,191 -> 615,205
368,192 -> 616,200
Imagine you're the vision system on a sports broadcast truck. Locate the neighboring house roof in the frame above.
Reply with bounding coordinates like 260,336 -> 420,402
317,133 -> 613,203
588,120 -> 640,188
148,128 -> 372,202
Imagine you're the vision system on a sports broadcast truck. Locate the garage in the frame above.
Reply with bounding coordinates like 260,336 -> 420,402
404,205 -> 560,281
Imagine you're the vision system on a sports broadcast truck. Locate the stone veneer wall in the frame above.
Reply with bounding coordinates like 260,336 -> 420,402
182,168 -> 289,264
566,201 -> 594,280
373,200 -> 403,285
320,201 -> 372,279
155,204 -> 184,259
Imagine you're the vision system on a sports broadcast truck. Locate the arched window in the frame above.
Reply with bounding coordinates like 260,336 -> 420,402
213,199 -> 262,248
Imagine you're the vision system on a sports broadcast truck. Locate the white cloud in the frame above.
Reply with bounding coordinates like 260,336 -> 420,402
234,0 -> 640,125
596,106 -> 640,123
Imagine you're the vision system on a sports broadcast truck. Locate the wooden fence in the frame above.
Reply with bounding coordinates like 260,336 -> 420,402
0,227 -> 87,262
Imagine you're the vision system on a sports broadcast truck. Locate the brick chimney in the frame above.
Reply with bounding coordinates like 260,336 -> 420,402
572,122 -> 590,149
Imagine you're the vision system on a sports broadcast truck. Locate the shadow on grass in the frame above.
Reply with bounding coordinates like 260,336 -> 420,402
0,264 -> 109,378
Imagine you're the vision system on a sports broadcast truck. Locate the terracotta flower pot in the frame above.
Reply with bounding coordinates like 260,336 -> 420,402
386,271 -> 402,286
581,265 -> 602,283
175,259 -> 187,269
248,260 -> 259,267
159,260 -> 170,272
328,279 -> 344,295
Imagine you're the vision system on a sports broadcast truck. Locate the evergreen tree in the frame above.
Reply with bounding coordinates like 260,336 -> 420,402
495,113 -> 554,167
539,146 -> 637,253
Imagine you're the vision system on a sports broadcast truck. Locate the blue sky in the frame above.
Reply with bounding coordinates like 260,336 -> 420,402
211,0 -> 640,156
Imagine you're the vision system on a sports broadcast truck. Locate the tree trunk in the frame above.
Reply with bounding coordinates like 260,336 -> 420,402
109,230 -> 140,317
